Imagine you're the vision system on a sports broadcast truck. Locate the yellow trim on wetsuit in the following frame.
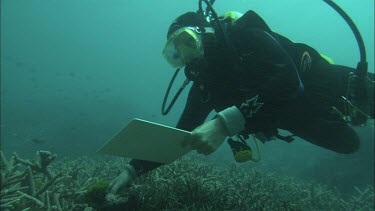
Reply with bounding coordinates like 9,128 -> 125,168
224,11 -> 243,23
320,53 -> 335,64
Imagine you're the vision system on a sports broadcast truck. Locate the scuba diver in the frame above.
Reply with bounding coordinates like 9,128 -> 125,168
108,0 -> 374,194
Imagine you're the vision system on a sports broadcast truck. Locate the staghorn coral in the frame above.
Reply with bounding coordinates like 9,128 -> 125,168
0,151 -> 374,211
121,155 -> 374,210
0,150 -> 94,210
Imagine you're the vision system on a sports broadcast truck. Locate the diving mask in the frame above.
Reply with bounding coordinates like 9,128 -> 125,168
163,27 -> 205,68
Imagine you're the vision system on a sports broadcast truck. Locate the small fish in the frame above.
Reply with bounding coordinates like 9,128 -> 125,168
31,138 -> 44,144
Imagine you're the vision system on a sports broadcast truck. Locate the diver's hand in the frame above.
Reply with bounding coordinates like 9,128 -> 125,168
108,164 -> 137,194
184,118 -> 228,155
182,106 -> 246,155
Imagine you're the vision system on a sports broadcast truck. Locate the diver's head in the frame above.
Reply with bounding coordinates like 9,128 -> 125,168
163,12 -> 214,69
162,11 -> 244,69
166,12 -> 210,39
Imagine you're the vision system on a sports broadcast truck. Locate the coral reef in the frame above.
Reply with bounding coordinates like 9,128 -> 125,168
124,156 -> 374,210
0,150 -> 100,211
0,150 -> 373,210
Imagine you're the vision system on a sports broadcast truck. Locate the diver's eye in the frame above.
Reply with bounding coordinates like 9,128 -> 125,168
184,41 -> 196,49
173,52 -> 180,60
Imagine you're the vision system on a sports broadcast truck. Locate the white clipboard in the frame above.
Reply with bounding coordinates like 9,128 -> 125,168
97,118 -> 192,164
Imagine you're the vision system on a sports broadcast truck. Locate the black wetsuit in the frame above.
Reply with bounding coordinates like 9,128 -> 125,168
130,10 -> 374,176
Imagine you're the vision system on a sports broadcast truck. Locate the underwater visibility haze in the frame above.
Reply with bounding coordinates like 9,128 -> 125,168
1,0 -> 374,210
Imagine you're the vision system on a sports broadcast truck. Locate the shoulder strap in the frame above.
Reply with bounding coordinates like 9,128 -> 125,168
233,10 -> 272,32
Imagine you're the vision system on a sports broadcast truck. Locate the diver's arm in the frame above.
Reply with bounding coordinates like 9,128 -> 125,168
176,82 -> 213,131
